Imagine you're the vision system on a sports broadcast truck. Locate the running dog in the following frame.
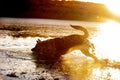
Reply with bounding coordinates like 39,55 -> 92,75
31,25 -> 98,64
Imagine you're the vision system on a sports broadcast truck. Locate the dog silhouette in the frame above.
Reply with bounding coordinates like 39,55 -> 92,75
31,25 -> 98,64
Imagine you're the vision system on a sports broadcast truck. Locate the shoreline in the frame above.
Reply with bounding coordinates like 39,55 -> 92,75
0,17 -> 102,25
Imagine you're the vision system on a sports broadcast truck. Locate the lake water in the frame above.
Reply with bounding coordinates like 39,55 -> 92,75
0,18 -> 120,80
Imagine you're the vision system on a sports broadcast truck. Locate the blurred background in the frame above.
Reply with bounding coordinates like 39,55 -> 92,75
1,0 -> 120,22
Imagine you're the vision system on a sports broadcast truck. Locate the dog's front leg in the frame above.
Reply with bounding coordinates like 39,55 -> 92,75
80,47 -> 98,61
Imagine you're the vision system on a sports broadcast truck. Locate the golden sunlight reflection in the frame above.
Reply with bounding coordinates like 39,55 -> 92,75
62,50 -> 119,80
105,1 -> 120,16
91,68 -> 120,79
60,20 -> 120,80
90,20 -> 120,61
62,51 -> 94,80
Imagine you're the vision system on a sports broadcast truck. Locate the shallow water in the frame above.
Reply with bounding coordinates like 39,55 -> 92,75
0,18 -> 120,80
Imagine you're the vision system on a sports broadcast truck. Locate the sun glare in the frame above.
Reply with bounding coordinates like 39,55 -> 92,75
78,0 -> 120,16
90,20 -> 120,61
104,1 -> 120,16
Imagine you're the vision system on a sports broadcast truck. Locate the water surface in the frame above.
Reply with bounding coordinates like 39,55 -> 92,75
0,18 -> 120,80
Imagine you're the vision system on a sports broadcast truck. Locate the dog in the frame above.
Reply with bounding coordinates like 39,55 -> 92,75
31,25 -> 98,64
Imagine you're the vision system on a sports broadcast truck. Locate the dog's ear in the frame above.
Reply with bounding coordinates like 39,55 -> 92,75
37,39 -> 41,43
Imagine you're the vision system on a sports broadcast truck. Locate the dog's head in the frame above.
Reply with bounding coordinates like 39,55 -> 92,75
31,39 -> 42,51
31,39 -> 56,53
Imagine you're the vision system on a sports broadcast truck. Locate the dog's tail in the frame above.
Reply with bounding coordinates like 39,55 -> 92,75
70,25 -> 89,38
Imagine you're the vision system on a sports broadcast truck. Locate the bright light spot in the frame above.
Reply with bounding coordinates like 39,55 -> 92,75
77,0 -> 120,16
92,68 -> 120,79
105,1 -> 120,16
90,20 -> 120,61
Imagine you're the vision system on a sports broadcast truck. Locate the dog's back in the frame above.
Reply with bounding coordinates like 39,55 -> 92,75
32,25 -> 88,52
